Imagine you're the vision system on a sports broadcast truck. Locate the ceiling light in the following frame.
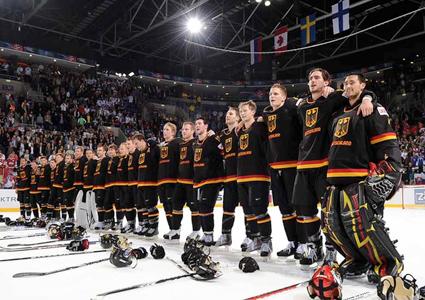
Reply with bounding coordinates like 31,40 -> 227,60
54,59 -> 57,62
255,0 -> 262,3
187,18 -> 202,33
174,82 -> 177,84
29,54 -> 32,57
128,72 -> 135,77
265,0 -> 271,6
157,79 -> 160,82
1,48 -> 3,51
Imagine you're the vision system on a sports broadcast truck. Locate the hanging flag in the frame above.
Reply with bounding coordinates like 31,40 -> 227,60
332,0 -> 350,35
301,13 -> 316,46
274,26 -> 288,56
250,37 -> 262,65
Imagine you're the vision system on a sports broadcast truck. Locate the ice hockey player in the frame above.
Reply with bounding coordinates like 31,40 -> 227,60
157,122 -> 181,240
93,144 -> 109,229
16,157 -> 31,219
133,133 -> 160,238
170,122 -> 201,242
62,154 -> 75,222
104,144 -> 119,230
193,117 -> 224,246
37,156 -> 51,219
114,143 -> 129,231
29,160 -> 41,219
216,107 -> 246,247
323,73 -> 403,284
262,84 -> 302,259
237,100 -> 272,258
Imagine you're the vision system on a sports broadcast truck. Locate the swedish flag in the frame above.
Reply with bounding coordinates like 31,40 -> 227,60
301,13 -> 316,46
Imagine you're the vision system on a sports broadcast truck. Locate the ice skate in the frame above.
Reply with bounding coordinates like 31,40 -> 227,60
277,241 -> 297,261
260,238 -> 273,261
144,227 -> 159,239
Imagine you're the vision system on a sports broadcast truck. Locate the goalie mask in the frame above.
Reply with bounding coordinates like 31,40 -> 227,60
109,247 -> 138,268
307,265 -> 343,300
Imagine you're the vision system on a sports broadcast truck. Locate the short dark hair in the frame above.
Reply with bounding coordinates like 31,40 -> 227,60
133,133 -> 145,141
346,72 -> 366,84
308,68 -> 331,83
195,117 -> 208,125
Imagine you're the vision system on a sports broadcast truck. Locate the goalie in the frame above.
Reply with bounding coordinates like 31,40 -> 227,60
323,73 -> 404,284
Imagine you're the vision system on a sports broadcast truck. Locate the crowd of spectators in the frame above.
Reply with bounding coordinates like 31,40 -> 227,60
1,57 -> 425,188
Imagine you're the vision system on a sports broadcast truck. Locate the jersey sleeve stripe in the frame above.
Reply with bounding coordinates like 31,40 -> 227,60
369,133 -> 397,145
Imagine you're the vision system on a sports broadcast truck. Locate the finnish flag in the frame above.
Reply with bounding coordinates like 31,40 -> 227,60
332,0 -> 350,35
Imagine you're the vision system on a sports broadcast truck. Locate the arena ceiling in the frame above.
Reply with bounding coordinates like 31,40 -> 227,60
0,0 -> 424,80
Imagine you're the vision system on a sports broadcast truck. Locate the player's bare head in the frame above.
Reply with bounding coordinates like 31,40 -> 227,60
269,84 -> 287,109
65,154 -> 74,164
132,133 -> 146,150
49,159 -> 56,168
108,144 -> 118,157
97,144 -> 107,158
119,142 -> 128,156
55,153 -> 64,163
308,68 -> 331,94
182,122 -> 195,140
163,122 -> 177,142
238,100 -> 256,122
20,157 -> 27,165
226,107 -> 240,126
86,149 -> 94,159
344,73 -> 366,100
40,156 -> 47,166
126,138 -> 136,153
75,146 -> 84,158
30,160 -> 37,168
195,118 -> 208,136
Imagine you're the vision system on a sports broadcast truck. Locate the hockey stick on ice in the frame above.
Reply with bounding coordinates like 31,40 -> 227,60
0,232 -> 46,240
8,235 -> 91,247
0,249 -> 108,263
166,256 -> 220,281
244,280 -> 310,300
13,257 -> 109,278
90,273 -> 197,300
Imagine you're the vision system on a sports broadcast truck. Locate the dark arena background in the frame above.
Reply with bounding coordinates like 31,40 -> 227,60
0,0 -> 425,299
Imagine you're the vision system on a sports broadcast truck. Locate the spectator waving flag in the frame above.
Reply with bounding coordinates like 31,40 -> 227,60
332,0 -> 350,35
301,14 -> 316,46
250,37 -> 262,65
274,26 -> 288,56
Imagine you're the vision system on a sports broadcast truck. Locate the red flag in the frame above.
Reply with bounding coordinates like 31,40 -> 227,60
274,26 -> 288,56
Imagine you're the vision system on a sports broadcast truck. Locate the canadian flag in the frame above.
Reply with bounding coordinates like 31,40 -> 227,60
274,26 -> 288,56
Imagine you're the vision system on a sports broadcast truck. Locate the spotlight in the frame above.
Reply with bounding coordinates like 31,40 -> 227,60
265,0 -> 271,6
54,59 -> 57,62
157,79 -> 160,82
0,48 -> 3,51
29,54 -> 32,57
187,18 -> 202,33
255,0 -> 262,3
128,72 -> 135,77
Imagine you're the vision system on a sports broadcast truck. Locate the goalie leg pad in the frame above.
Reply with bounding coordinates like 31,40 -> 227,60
321,186 -> 366,265
340,183 -> 404,280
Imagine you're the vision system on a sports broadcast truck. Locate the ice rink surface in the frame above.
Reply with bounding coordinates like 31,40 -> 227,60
1,206 -> 423,300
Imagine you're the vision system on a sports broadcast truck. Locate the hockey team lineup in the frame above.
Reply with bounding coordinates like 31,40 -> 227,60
2,69 -> 425,300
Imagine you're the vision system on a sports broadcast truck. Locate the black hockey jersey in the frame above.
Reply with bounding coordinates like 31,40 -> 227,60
127,149 -> 140,187
74,156 -> 87,187
193,135 -> 224,188
237,121 -> 270,183
17,164 -> 31,191
37,165 -> 51,191
63,163 -> 75,192
327,102 -> 401,185
83,159 -> 97,189
52,161 -> 65,189
93,157 -> 109,190
297,90 -> 375,171
262,98 -> 301,170
177,139 -> 195,185
158,138 -> 181,186
105,156 -> 119,188
138,144 -> 160,187
219,128 -> 238,182
116,155 -> 129,186
30,169 -> 40,194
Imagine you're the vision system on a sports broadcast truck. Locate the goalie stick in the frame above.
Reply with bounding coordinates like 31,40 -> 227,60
13,257 -> 109,278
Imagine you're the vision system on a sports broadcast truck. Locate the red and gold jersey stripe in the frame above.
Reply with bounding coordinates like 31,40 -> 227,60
327,168 -> 369,178
30,190 -> 41,194
237,175 -> 271,183
193,177 -> 225,189
93,185 -> 105,190
157,178 -> 178,185
74,181 -> 84,186
63,187 -> 76,193
105,182 -> 116,188
177,178 -> 193,185
127,181 -> 138,186
224,175 -> 237,183
83,185 -> 93,189
370,132 -> 397,145
138,181 -> 158,187
37,187 -> 50,191
17,187 -> 30,191
270,160 -> 298,169
297,158 -> 329,170
52,183 -> 63,188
